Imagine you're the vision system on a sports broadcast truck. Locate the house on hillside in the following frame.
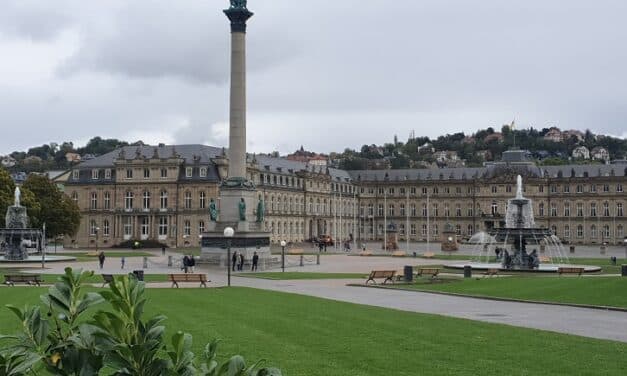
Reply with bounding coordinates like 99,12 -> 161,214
65,153 -> 81,163
434,151 -> 459,163
1,155 -> 16,168
572,146 -> 590,160
563,130 -> 584,142
543,127 -> 563,142
591,146 -> 610,162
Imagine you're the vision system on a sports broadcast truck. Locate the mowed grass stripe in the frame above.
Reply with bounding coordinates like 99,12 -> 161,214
0,287 -> 626,375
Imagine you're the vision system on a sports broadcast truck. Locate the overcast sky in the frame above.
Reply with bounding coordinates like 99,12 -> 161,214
1,0 -> 626,156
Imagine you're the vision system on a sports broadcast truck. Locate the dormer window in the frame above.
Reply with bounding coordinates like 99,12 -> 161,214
200,167 -> 207,178
72,170 -> 79,180
104,169 -> 112,179
186,167 -> 193,178
91,170 -> 99,180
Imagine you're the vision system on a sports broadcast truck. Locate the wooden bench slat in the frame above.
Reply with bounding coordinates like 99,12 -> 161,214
4,274 -> 42,286
366,270 -> 396,284
168,273 -> 209,288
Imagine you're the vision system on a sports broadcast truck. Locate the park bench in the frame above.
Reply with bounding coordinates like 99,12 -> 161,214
365,270 -> 396,284
415,268 -> 440,280
359,250 -> 373,256
422,252 -> 435,258
482,268 -> 499,278
392,251 -> 406,257
101,274 -> 114,287
4,274 -> 42,286
558,267 -> 584,276
168,273 -> 209,288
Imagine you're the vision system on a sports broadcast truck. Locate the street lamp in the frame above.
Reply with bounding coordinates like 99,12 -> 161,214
623,237 -> 627,261
280,240 -> 287,273
95,227 -> 100,254
224,227 -> 234,287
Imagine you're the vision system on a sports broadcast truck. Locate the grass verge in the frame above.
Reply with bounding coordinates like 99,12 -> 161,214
237,272 -> 367,280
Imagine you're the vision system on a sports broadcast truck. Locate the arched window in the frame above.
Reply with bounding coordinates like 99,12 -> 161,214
104,192 -> 111,210
591,225 -> 597,239
602,225 -> 611,239
103,219 -> 110,236
184,220 -> 191,236
89,220 -> 98,236
603,202 -> 610,216
617,225 -> 624,238
563,225 -> 570,238
71,191 -> 79,203
199,220 -> 205,234
576,225 -> 584,238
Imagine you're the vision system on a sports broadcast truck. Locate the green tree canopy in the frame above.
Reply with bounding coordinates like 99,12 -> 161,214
22,174 -> 80,238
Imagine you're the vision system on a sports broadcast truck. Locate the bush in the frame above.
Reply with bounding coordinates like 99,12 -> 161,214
0,268 -> 281,376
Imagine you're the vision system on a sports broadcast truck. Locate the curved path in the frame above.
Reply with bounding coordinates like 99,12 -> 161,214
233,277 -> 627,343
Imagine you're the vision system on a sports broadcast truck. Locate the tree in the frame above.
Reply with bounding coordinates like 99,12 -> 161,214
22,175 -> 80,238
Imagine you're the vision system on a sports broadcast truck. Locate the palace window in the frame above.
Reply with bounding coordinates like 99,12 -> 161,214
603,184 -> 609,192
400,188 -> 406,195
143,191 -> 151,209
72,170 -> 79,180
550,185 -> 557,193
617,225 -> 624,238
186,167 -> 193,178
200,167 -> 207,178
590,202 -> 597,217
411,204 -> 417,217
160,191 -> 168,209
410,224 -> 416,236
563,185 -> 570,193
421,224 -> 427,237
199,192 -> 206,209
184,191 -> 192,209
444,204 -> 450,217
184,220 -> 191,236
388,204 -> 395,216
576,185 -> 583,193
160,168 -> 167,178
124,217 -> 133,237
491,186 -> 498,194
104,192 -> 111,210
422,187 -> 428,195
199,220 -> 205,234
89,220 -> 98,236
563,202 -> 570,217
618,184 -> 624,193
564,225 -> 570,238
603,202 -> 610,217
550,203 -> 557,217
126,169 -> 133,179
432,204 -> 438,217
158,217 -> 168,236
433,187 -> 438,194
400,204 -> 406,217
422,204 -> 427,217
538,185 -> 544,193
591,225 -> 597,239
377,204 -> 384,217
368,204 -> 374,216
124,191 -> 134,210
141,217 -> 149,236
103,220 -> 110,237
105,169 -> 112,179
576,203 -> 583,217
467,224 -> 474,235
506,185 -> 512,193
91,170 -> 99,180
432,224 -> 438,236
410,187 -> 417,194
90,192 -> 97,210
538,202 -> 544,216
618,203 -> 624,217
467,206 -> 473,217
456,187 -> 462,194
399,224 -> 405,236
590,184 -> 597,193
389,188 -> 395,195
456,204 -> 462,217
577,225 -> 583,238
143,168 -> 150,179
491,202 -> 498,216
603,225 -> 611,239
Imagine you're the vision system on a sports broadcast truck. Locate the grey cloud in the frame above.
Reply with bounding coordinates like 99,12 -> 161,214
0,0 -> 74,41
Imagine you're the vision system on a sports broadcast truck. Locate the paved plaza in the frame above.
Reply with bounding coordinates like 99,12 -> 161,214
3,247 -> 627,343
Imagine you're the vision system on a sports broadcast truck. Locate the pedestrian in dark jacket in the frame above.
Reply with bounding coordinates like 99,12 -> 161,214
238,253 -> 244,271
231,251 -> 237,271
188,255 -> 196,273
182,255 -> 189,273
251,252 -> 259,271
98,251 -> 105,269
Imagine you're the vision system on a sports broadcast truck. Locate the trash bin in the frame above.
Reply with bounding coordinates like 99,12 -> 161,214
622,265 -> 627,277
132,270 -> 144,281
463,265 -> 472,278
167,255 -> 173,267
569,246 -> 575,254
404,265 -> 413,282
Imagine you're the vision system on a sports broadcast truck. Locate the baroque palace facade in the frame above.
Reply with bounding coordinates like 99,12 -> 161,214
62,145 -> 626,249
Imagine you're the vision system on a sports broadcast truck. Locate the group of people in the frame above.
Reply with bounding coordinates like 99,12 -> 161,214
98,251 -> 125,269
231,251 -> 259,271
181,254 -> 196,273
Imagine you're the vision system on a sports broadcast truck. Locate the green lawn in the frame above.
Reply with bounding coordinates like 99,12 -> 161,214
400,276 -> 627,308
0,287 -> 625,375
0,270 -> 170,284
238,272 -> 367,280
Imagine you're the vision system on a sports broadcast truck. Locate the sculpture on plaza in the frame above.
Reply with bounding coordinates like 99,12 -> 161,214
1,187 -> 40,260
256,195 -> 265,223
209,198 -> 218,221
239,198 -> 246,221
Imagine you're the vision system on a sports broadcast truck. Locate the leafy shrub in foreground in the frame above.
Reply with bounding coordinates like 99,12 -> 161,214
0,268 -> 281,376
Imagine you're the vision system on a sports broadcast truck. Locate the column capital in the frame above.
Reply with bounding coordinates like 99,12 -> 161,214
224,8 -> 254,33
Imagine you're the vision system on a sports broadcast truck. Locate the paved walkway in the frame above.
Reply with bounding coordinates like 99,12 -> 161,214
6,252 -> 627,343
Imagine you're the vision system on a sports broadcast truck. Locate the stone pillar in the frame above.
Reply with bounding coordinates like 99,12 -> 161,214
224,5 -> 253,181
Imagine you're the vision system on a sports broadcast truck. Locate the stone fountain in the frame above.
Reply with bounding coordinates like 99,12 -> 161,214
444,176 -> 601,273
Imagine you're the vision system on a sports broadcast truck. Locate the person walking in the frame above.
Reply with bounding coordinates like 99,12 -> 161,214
98,251 -> 105,269
231,251 -> 238,271
120,256 -> 125,269
188,255 -> 196,273
251,251 -> 259,271
238,253 -> 244,271
182,255 -> 189,273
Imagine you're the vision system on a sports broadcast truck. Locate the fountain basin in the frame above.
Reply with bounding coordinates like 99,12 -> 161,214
0,255 -> 76,263
444,262 -> 602,273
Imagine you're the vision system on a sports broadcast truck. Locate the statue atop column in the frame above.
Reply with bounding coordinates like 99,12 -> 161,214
256,195 -> 265,222
230,0 -> 248,9
239,198 -> 246,221
209,198 -> 218,221
14,187 -> 21,207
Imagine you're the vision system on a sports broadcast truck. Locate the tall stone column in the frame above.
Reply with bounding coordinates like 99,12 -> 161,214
224,4 -> 253,181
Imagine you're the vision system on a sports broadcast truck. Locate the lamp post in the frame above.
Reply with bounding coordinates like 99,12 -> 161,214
280,240 -> 287,272
623,238 -> 627,261
95,226 -> 100,254
224,227 -> 234,287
